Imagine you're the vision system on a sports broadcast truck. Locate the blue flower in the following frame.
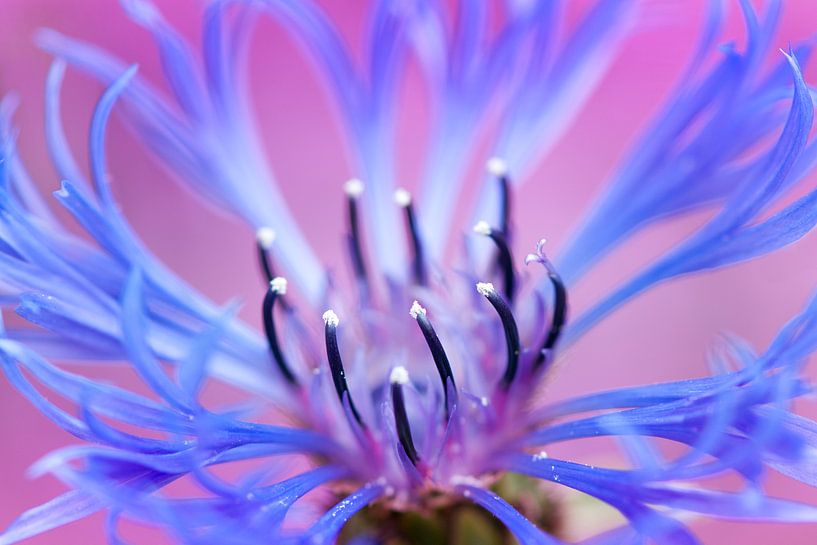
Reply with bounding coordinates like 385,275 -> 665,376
2,0 -> 817,544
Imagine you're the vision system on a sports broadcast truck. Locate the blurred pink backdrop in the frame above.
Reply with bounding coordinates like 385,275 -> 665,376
1,0 -> 817,543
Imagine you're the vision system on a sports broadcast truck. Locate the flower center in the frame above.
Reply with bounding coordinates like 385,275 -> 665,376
337,474 -> 563,545
254,164 -> 570,499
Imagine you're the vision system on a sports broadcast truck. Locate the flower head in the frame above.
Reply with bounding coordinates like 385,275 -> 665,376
2,1 -> 817,544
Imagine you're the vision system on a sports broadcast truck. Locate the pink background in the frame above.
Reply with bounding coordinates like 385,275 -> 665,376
1,0 -> 817,543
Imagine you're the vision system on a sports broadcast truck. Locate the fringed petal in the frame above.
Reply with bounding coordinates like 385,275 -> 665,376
294,483 -> 384,545
37,22 -> 328,304
0,490 -> 103,545
456,484 -> 565,545
565,50 -> 814,343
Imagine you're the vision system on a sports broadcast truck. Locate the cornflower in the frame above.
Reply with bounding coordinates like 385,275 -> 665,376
2,1 -> 817,544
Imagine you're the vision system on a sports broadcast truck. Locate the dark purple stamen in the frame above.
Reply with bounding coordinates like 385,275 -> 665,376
390,367 -> 420,466
256,228 -> 277,283
536,267 -> 567,366
396,189 -> 428,286
487,157 -> 512,242
262,278 -> 298,385
410,301 -> 456,417
526,243 -> 569,368
478,282 -> 520,388
323,310 -> 365,426
344,180 -> 369,287
475,222 -> 516,303
256,228 -> 291,312
497,173 -> 512,238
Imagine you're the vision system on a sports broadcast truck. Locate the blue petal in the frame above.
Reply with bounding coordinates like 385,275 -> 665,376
121,0 -> 209,121
456,484 -> 565,545
120,267 -> 194,412
295,482 -> 384,545
0,491 -> 103,545
565,50 -> 814,343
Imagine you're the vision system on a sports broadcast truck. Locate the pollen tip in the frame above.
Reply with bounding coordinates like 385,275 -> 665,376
270,276 -> 287,294
532,450 -> 549,461
322,309 -> 339,327
409,300 -> 426,319
476,282 -> 495,297
256,227 -> 276,249
393,188 -> 412,207
524,253 -> 539,265
344,178 -> 364,197
472,220 -> 492,236
486,157 -> 508,177
390,366 -> 410,385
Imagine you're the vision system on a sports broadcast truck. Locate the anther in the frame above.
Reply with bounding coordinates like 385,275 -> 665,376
344,179 -> 369,286
262,277 -> 298,385
390,366 -> 420,466
476,282 -> 520,388
486,157 -> 511,237
526,239 -> 568,366
473,221 -> 516,303
409,300 -> 456,416
323,309 -> 364,426
395,188 -> 427,286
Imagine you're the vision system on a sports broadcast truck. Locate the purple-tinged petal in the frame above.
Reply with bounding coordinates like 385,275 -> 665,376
456,484 -> 565,545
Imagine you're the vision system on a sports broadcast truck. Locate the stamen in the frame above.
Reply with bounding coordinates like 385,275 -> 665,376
526,240 -> 568,366
476,282 -> 520,388
409,300 -> 456,416
262,277 -> 298,385
473,221 -> 516,303
344,179 -> 369,285
322,309 -> 364,426
486,157 -> 511,236
390,366 -> 420,466
256,227 -> 277,283
395,188 -> 427,286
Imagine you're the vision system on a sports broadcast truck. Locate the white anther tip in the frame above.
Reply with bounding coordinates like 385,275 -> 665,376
472,220 -> 492,236
390,366 -> 410,385
344,178 -> 364,197
393,188 -> 412,207
322,309 -> 339,327
486,157 -> 508,177
270,277 -> 287,294
256,227 -> 276,249
476,282 -> 496,297
409,300 -> 427,319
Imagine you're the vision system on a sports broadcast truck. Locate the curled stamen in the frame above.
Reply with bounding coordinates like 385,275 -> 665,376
486,157 -> 511,237
474,221 -> 516,303
395,188 -> 427,286
323,309 -> 365,426
256,227 -> 277,283
390,366 -> 420,466
344,179 -> 369,286
262,277 -> 298,385
410,300 -> 456,416
526,239 -> 568,366
256,227 -> 292,312
477,282 -> 520,389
